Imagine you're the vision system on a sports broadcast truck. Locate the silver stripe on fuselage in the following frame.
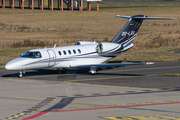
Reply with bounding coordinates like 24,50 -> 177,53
23,51 -> 99,66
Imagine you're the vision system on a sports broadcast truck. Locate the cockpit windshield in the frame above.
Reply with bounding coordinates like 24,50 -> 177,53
20,51 -> 42,58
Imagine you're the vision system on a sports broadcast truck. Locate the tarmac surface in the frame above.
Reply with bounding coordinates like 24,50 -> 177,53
0,61 -> 180,120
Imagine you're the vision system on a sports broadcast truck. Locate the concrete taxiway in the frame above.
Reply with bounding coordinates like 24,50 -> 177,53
0,61 -> 180,120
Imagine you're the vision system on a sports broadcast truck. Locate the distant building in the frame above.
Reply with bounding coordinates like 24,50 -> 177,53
1,0 -> 102,11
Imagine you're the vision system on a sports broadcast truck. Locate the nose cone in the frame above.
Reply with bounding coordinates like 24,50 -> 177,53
5,58 -> 23,70
5,63 -> 12,70
5,60 -> 18,70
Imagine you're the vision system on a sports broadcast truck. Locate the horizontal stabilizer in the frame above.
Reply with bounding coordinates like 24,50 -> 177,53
116,15 -> 175,20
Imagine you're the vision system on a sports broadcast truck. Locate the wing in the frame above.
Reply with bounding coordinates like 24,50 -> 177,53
71,62 -> 154,68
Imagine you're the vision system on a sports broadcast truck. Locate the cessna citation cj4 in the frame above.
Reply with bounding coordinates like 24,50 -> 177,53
5,15 -> 174,78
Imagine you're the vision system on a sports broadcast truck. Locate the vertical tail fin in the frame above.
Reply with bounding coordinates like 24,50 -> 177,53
111,15 -> 174,45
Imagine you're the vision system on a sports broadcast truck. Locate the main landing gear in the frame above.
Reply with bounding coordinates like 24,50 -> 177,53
89,67 -> 98,75
61,68 -> 67,74
57,68 -> 67,74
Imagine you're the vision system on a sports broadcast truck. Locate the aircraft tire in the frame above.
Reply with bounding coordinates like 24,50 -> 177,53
19,73 -> 23,78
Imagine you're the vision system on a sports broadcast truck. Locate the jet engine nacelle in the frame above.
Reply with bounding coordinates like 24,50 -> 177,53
96,42 -> 123,57
75,41 -> 97,45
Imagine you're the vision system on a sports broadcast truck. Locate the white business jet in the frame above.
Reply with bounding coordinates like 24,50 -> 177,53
5,15 -> 174,78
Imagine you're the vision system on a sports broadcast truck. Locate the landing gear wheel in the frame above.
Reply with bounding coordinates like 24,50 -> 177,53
89,67 -> 98,75
19,71 -> 23,78
91,72 -> 97,75
61,68 -> 67,74
90,71 -> 98,75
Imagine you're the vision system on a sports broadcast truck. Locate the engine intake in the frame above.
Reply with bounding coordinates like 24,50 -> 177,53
96,42 -> 123,57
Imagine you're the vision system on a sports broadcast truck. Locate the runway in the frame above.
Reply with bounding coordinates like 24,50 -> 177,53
0,61 -> 180,120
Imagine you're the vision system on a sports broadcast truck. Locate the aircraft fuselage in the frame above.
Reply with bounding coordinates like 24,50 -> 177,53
5,43 -> 112,71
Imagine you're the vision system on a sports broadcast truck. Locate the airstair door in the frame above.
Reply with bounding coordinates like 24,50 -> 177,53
47,50 -> 56,66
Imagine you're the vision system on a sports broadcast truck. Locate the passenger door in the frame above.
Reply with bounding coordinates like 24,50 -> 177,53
47,50 -> 56,66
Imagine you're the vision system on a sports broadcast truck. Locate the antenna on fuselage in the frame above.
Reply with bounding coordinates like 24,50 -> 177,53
54,44 -> 56,48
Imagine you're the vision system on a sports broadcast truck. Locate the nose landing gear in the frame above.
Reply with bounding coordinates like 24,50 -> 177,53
19,71 -> 23,78
18,70 -> 25,78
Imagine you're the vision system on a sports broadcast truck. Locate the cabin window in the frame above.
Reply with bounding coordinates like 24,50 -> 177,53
68,50 -> 71,54
63,51 -> 66,55
20,51 -> 42,58
59,51 -> 61,55
73,50 -> 76,54
78,49 -> 81,53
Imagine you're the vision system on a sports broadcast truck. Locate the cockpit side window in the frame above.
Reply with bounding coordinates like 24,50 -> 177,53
21,51 -> 42,58
34,52 -> 41,58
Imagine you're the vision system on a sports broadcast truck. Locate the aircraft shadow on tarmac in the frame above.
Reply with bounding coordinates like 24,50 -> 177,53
1,69 -> 60,78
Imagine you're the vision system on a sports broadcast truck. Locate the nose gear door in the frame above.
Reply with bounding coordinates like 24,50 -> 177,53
47,50 -> 56,66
